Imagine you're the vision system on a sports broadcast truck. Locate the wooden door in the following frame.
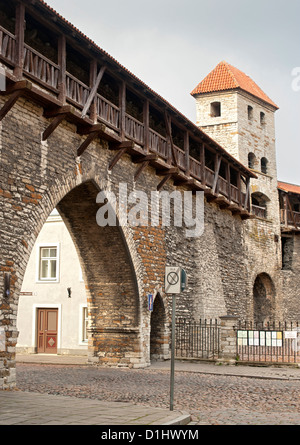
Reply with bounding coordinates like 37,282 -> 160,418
37,308 -> 58,354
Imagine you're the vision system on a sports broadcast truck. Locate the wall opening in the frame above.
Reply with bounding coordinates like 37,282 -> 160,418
253,273 -> 276,325
210,101 -> 221,117
281,235 -> 294,270
150,294 -> 168,361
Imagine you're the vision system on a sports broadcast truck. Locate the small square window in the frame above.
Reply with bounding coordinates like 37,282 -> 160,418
210,101 -> 221,117
38,245 -> 59,281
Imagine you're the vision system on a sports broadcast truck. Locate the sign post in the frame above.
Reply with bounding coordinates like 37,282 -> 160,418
164,266 -> 186,411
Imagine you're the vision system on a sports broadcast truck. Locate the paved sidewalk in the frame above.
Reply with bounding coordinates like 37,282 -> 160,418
0,391 -> 190,426
1,354 -> 299,426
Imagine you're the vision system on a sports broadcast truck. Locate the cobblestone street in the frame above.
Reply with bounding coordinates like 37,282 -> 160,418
15,362 -> 300,425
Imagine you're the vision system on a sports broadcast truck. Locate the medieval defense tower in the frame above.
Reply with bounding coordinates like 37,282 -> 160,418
191,61 -> 283,323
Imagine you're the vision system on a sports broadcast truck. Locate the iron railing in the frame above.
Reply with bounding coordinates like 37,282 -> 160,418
236,320 -> 300,364
175,319 -> 220,360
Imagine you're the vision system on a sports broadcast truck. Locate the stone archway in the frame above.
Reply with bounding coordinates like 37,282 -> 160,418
56,180 -> 142,366
253,273 -> 276,325
150,293 -> 169,361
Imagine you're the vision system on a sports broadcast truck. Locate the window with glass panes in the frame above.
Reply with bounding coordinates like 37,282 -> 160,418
39,246 -> 58,280
82,306 -> 88,342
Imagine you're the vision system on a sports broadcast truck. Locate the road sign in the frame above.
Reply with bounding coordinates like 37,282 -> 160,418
148,294 -> 154,311
165,266 -> 181,294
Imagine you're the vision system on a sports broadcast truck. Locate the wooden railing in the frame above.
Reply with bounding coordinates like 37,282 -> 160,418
23,44 -> 59,90
149,128 -> 168,160
0,26 -> 15,65
280,209 -> 300,227
189,157 -> 202,181
66,73 -> 90,108
97,95 -> 120,130
252,204 -> 267,219
125,113 -> 144,145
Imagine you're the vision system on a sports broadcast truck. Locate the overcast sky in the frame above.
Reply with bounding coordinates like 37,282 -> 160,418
46,0 -> 300,185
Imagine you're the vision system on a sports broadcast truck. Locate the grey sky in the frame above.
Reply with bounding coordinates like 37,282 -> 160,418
46,0 -> 300,185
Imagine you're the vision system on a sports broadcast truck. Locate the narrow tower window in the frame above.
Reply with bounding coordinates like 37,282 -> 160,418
210,101 -> 221,117
248,152 -> 256,169
248,105 -> 253,120
261,157 -> 268,174
260,112 -> 266,126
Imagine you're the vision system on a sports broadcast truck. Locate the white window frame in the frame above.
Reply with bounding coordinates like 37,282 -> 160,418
36,243 -> 60,283
79,304 -> 88,345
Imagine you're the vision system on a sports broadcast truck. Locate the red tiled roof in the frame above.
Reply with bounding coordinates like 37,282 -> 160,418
191,61 -> 279,109
278,181 -> 300,195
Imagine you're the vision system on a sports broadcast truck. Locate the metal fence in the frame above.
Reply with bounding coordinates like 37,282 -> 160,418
236,320 -> 300,364
175,319 -> 220,360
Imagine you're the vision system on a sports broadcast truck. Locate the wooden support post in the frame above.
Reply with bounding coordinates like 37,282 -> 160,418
134,161 -> 150,181
237,172 -> 242,208
164,111 -> 178,167
119,81 -> 126,140
42,113 -> 67,141
184,131 -> 190,176
226,163 -> 231,203
212,155 -> 221,194
157,174 -> 172,191
77,123 -> 106,156
0,90 -> 23,121
283,194 -> 288,227
143,99 -> 149,153
82,64 -> 106,118
200,143 -> 206,186
58,35 -> 66,103
108,147 -> 128,170
244,177 -> 251,211
14,3 -> 25,79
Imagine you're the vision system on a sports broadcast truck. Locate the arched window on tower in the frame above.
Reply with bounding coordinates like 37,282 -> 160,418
261,157 -> 268,174
248,152 -> 256,169
251,192 -> 270,219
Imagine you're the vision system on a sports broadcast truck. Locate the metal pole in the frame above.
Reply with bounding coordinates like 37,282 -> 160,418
170,294 -> 176,411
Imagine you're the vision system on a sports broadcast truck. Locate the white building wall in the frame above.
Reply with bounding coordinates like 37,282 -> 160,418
17,210 -> 88,355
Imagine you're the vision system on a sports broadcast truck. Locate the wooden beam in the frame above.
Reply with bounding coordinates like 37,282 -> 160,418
157,173 -> 172,191
244,177 -> 251,211
81,65 -> 106,118
0,90 -> 23,121
143,99 -> 149,153
77,123 -> 106,135
42,113 -> 67,141
133,154 -> 158,163
58,35 -> 66,103
43,104 -> 74,118
14,3 -> 25,79
212,155 -> 222,194
119,81 -> 126,140
108,147 -> 128,170
164,111 -> 178,167
184,131 -> 190,176
200,143 -> 206,186
77,123 -> 107,156
134,160 -> 150,181
77,132 -> 97,156
110,140 -> 135,150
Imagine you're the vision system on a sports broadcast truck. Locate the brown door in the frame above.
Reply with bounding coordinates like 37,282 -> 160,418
37,308 -> 58,354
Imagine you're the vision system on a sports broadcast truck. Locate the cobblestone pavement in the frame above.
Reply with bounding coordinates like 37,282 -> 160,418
15,362 -> 300,425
